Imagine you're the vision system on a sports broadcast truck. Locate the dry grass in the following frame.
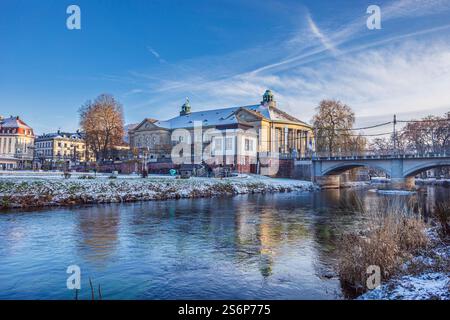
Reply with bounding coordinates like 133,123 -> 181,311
433,202 -> 450,239
337,197 -> 429,296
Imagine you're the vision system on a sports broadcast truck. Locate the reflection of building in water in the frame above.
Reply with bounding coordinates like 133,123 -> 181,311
425,186 -> 436,218
234,204 -> 309,278
76,205 -> 120,265
311,188 -> 342,209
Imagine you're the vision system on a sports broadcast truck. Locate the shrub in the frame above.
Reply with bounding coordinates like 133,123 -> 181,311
337,198 -> 428,297
433,202 -> 450,238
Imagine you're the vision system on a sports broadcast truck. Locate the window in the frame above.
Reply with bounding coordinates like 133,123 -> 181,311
225,137 -> 233,151
245,139 -> 253,152
214,138 -> 222,152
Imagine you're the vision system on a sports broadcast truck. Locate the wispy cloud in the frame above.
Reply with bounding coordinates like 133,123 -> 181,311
119,0 -> 450,126
306,13 -> 339,54
383,0 -> 450,19
147,46 -> 166,63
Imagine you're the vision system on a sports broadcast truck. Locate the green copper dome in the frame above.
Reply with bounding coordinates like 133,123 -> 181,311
263,89 -> 274,103
180,97 -> 191,116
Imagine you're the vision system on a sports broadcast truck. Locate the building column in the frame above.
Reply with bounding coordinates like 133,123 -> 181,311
302,131 -> 307,155
278,128 -> 283,153
292,129 -> 298,152
288,129 -> 292,152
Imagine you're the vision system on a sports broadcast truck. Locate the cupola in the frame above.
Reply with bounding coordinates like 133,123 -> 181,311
180,97 -> 191,116
261,90 -> 276,106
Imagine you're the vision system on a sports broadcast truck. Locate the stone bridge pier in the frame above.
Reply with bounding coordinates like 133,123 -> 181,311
311,155 -> 450,189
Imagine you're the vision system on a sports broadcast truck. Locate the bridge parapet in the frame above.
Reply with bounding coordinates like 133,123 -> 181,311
310,152 -> 449,161
311,154 -> 450,189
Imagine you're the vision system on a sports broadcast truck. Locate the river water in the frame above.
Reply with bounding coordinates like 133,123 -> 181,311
0,186 -> 448,300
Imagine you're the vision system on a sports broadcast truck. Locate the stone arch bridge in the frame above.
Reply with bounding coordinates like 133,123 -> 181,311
311,154 -> 450,188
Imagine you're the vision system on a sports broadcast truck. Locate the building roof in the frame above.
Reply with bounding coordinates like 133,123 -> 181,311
36,131 -> 84,140
131,91 -> 312,132
0,116 -> 33,129
154,106 -> 245,129
153,103 -> 311,130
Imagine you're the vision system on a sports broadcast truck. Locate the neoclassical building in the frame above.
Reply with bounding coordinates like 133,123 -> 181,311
129,90 -> 314,172
0,116 -> 35,169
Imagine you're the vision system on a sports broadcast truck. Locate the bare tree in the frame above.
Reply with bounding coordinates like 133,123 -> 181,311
79,94 -> 125,162
312,99 -> 357,156
400,113 -> 450,154
369,112 -> 449,178
369,135 -> 407,155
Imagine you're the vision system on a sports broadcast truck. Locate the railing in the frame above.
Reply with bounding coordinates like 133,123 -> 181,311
257,150 -> 449,161
308,151 -> 449,161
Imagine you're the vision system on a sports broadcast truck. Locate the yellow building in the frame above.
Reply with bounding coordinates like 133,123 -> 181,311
234,90 -> 314,157
34,131 -> 94,169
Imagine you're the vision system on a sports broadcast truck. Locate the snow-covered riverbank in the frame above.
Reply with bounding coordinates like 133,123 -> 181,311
359,229 -> 449,300
0,174 -> 316,209
359,272 -> 449,300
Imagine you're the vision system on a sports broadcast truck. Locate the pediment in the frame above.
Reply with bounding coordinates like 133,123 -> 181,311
235,108 -> 263,123
133,118 -> 162,131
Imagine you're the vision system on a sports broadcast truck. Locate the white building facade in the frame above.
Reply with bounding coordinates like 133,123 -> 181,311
129,91 -> 313,173
0,116 -> 35,170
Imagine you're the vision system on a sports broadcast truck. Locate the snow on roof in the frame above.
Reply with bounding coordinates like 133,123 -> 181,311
0,116 -> 32,129
152,103 -> 310,129
37,131 -> 84,140
154,106 -> 249,129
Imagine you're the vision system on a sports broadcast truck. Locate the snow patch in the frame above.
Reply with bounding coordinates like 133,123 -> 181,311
359,272 -> 449,300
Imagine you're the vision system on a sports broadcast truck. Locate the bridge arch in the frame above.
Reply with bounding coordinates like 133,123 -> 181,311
403,160 -> 450,177
322,162 -> 392,177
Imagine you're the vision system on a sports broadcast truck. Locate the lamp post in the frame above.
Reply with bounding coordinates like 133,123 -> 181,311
141,147 -> 149,178
393,114 -> 397,156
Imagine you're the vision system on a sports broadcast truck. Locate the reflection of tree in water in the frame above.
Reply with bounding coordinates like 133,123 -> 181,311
77,205 -> 120,264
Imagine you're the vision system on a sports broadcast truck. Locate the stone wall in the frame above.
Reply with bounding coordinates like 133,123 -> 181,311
269,159 -> 312,181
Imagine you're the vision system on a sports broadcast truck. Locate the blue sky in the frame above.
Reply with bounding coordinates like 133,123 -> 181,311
1,0 -> 450,135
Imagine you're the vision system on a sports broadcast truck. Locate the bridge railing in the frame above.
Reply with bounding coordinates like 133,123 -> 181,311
296,150 -> 449,161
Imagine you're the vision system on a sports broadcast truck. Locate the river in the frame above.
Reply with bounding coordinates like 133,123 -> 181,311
0,186 -> 448,300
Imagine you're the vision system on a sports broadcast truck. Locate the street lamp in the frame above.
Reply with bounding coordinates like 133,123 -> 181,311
141,147 -> 149,178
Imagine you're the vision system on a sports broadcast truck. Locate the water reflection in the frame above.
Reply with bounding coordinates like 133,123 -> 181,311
0,186 -> 447,299
75,205 -> 120,265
